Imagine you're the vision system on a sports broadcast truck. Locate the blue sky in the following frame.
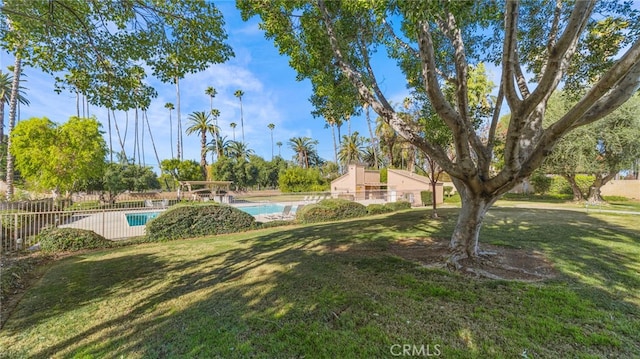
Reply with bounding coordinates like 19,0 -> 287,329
0,2 -> 412,172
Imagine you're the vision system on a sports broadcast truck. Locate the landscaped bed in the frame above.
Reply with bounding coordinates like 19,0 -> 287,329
0,207 -> 638,358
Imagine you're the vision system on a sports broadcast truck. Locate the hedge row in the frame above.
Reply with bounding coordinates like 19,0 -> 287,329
297,198 -> 412,223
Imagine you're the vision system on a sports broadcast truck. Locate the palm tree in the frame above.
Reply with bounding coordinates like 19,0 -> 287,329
338,131 -> 367,167
209,108 -> 221,163
230,122 -> 237,140
164,102 -> 175,158
234,89 -> 245,143
185,111 -> 218,176
288,136 -> 318,168
376,116 -> 397,167
276,141 -> 283,157
208,134 -> 229,159
267,123 -> 275,160
0,70 -> 29,143
205,86 -> 219,161
227,140 -> 254,162
6,50 -> 24,199
364,104 -> 379,169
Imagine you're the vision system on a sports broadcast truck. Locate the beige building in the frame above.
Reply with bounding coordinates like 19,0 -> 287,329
330,164 -> 443,205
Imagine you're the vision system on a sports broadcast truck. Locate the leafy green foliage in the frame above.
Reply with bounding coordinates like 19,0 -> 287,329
366,203 -> 393,215
145,204 -> 255,242
37,228 -> 112,253
1,1 -> 233,111
278,167 -> 327,192
530,172 -> 552,195
296,198 -> 366,223
159,159 -> 203,190
10,117 -> 106,193
420,191 -> 433,206
102,162 -> 160,202
385,201 -> 412,211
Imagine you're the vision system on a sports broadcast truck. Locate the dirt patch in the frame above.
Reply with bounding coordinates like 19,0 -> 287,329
388,237 -> 558,281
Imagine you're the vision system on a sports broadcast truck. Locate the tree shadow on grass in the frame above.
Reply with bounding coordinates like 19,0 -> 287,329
2,207 -> 639,358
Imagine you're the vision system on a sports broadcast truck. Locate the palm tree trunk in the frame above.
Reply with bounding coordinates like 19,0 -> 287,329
365,107 -> 378,169
107,110 -> 113,162
5,53 -> 21,200
144,111 -> 162,169
0,103 -> 5,143
176,76 -> 182,161
331,124 -> 337,164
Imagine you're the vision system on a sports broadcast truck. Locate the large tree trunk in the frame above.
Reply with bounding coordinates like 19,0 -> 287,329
447,180 -> 498,269
587,172 -> 616,203
563,174 -> 584,202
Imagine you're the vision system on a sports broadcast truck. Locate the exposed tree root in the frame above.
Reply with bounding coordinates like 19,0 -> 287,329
389,238 -> 557,282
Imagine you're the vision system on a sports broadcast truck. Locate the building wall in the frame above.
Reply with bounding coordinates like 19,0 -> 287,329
388,169 -> 443,205
601,180 -> 640,199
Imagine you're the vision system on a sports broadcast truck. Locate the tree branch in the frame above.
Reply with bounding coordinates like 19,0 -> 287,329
316,0 -> 461,178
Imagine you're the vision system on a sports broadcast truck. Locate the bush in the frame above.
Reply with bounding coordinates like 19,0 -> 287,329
443,186 -> 454,197
530,172 -> 552,194
296,198 -> 367,223
366,203 -> 393,215
385,201 -> 412,211
38,228 -> 112,253
549,176 -> 572,195
420,191 -> 433,206
146,203 -> 256,241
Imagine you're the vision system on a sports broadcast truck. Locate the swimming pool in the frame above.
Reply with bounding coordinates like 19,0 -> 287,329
126,212 -> 160,226
235,204 -> 295,216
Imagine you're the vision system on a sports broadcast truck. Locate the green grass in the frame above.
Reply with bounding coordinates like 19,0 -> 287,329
1,208 -> 639,358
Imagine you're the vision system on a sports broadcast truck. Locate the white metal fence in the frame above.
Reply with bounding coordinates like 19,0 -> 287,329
1,189 -> 425,254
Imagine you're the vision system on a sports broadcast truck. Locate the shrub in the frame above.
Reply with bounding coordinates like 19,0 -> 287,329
420,191 -> 433,206
549,176 -> 572,195
38,228 -> 112,253
530,172 -> 552,194
385,201 -> 412,211
366,203 -> 393,215
443,186 -> 454,197
296,198 -> 367,223
146,203 -> 256,241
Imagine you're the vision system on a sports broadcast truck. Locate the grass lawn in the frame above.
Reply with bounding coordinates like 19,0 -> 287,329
1,207 -> 639,358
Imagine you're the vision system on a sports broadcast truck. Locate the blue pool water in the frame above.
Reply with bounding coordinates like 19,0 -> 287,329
236,204 -> 293,216
126,212 -> 160,226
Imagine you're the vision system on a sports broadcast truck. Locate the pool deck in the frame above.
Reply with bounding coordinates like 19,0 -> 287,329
56,204 -> 300,241
59,209 -> 162,240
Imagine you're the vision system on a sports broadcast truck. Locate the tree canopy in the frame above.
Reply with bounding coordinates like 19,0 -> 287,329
240,0 -> 640,267
0,0 -> 234,110
10,116 -> 107,195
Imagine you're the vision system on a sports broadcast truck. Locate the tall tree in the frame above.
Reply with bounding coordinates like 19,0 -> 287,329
240,1 -> 640,268
267,123 -> 275,160
276,141 -> 283,157
164,102 -> 175,159
185,111 -> 218,178
230,122 -> 237,141
1,0 -> 234,195
205,86 -> 219,161
0,69 -> 29,143
10,116 -> 107,198
234,89 -> 245,143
